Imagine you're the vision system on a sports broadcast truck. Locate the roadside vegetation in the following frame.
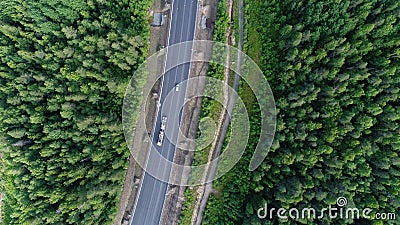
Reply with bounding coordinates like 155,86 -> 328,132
178,1 -> 229,224
0,0 -> 150,224
203,0 -> 400,224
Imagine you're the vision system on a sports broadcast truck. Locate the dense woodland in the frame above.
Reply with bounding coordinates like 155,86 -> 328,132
203,0 -> 400,224
1,0 -> 399,224
0,0 -> 150,224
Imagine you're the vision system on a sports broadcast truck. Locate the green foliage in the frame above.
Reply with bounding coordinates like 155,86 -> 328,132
179,1 -> 229,224
0,0 -> 151,224
203,0 -> 400,224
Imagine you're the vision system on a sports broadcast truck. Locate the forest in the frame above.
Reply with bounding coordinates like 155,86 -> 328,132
0,0 -> 150,224
203,0 -> 400,224
1,0 -> 399,224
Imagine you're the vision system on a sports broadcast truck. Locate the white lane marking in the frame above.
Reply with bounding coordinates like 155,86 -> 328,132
158,0 -> 199,223
129,0 -> 176,223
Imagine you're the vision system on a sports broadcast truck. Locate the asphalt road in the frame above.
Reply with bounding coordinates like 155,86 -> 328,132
130,0 -> 198,224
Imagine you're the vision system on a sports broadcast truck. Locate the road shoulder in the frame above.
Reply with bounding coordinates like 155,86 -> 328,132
113,2 -> 171,224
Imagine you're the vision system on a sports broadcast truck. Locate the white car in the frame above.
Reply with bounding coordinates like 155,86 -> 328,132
157,131 -> 164,146
175,84 -> 180,91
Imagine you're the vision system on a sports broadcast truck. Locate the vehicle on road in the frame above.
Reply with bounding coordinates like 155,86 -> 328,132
175,84 -> 180,91
161,116 -> 167,126
157,131 -> 164,146
157,116 -> 168,146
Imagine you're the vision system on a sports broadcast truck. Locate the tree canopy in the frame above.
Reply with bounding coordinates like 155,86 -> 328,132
203,0 -> 400,224
0,0 -> 150,224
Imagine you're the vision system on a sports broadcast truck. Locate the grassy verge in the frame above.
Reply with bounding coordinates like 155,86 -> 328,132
178,64 -> 226,224
201,0 -> 280,223
178,1 -> 229,224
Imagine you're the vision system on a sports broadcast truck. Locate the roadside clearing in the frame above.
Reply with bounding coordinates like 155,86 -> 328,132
185,0 -> 244,223
113,1 -> 171,224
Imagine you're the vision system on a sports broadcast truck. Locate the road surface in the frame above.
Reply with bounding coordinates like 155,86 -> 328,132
130,0 -> 198,224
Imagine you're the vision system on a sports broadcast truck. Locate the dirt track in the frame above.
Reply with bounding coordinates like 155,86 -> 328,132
189,0 -> 244,223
